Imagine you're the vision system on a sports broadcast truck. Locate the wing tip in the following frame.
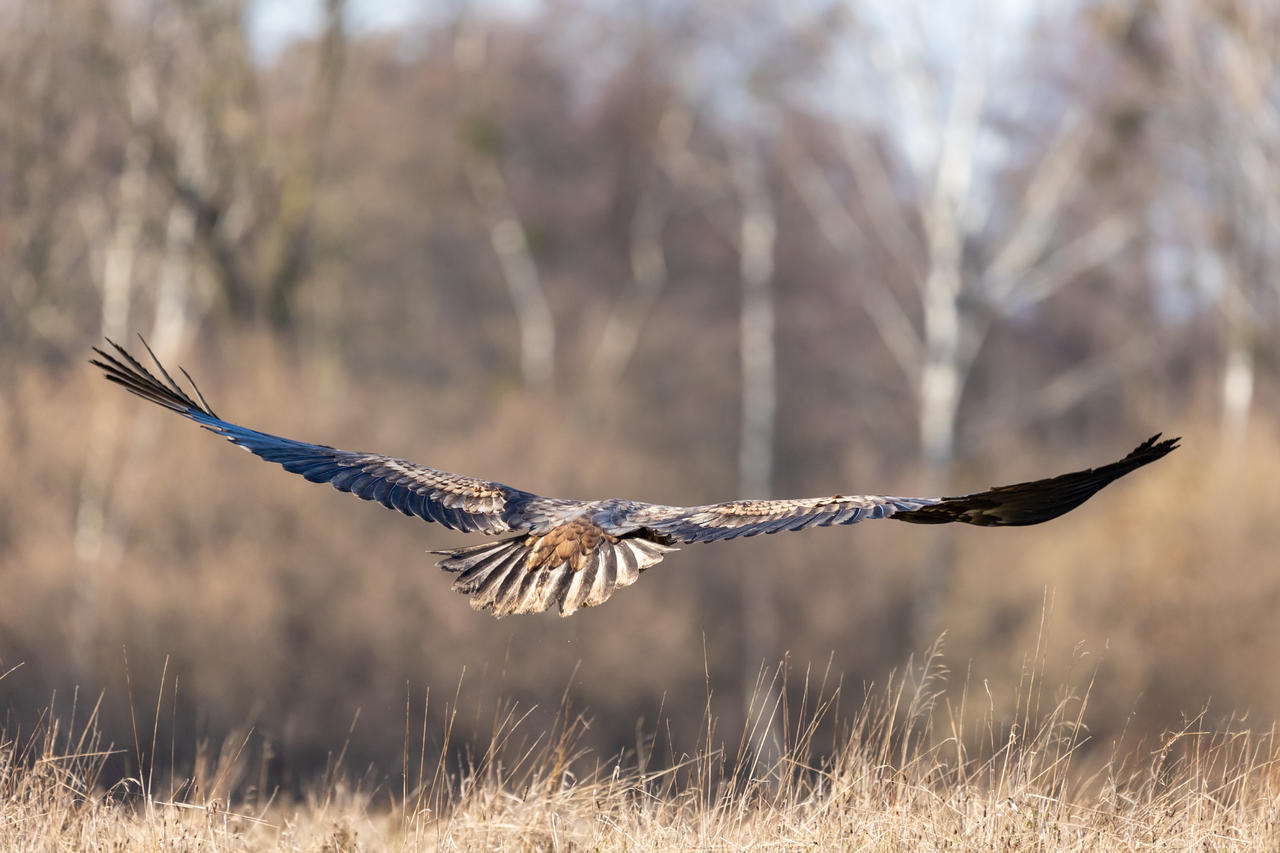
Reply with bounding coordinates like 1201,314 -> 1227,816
1130,432 -> 1181,464
894,432 -> 1183,528
90,336 -> 216,420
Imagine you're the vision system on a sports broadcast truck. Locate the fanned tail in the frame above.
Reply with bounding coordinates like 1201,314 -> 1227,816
434,535 -> 677,617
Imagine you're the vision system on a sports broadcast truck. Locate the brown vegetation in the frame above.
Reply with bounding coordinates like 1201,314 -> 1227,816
4,345 -> 1280,791
4,649 -> 1279,851
3,0 -> 1280,835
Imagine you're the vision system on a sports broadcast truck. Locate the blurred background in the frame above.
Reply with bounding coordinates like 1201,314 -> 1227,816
2,0 -> 1280,787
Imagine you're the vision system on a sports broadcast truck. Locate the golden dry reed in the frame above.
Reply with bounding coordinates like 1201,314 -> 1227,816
2,641 -> 1278,852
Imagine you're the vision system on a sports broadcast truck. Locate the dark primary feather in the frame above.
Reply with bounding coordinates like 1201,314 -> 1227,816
888,434 -> 1180,526
92,338 -> 1179,619
90,337 -> 567,536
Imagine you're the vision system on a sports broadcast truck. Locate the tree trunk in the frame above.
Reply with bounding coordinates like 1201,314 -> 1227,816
732,145 -> 780,768
74,132 -> 150,678
1221,278 -> 1254,447
913,263 -> 964,650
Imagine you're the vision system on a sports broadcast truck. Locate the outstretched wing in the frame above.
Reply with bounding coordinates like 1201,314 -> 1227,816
90,338 -> 575,535
888,434 -> 1179,526
621,435 -> 1180,544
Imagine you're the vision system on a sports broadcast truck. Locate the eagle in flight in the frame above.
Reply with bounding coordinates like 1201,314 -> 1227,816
92,339 -> 1179,619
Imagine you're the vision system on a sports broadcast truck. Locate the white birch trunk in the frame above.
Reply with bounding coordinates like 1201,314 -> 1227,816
1221,280 -> 1254,446
732,144 -> 780,768
913,234 -> 963,651
74,132 -> 150,675
919,266 -> 962,483
910,59 -> 984,648
734,149 -> 777,502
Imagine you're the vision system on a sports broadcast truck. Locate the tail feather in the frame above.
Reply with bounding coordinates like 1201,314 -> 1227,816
434,534 -> 677,617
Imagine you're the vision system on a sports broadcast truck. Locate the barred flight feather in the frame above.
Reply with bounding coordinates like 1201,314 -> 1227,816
434,535 -> 676,616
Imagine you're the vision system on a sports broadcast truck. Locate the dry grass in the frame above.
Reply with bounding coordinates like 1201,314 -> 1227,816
3,645 -> 1279,852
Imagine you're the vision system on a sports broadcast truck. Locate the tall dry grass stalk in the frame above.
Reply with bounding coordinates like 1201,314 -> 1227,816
2,645 -> 1278,851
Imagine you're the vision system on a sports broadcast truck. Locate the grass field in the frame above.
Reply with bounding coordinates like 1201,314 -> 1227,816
4,646 -> 1278,852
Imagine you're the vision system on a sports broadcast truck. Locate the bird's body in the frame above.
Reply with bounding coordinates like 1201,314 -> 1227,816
92,339 -> 1179,618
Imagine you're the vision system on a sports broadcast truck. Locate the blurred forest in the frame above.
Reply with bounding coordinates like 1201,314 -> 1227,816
3,0 -> 1280,788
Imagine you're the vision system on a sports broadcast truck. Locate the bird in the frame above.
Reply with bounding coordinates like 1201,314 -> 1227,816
91,337 -> 1179,619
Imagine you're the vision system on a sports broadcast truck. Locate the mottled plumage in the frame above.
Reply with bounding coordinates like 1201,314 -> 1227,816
92,338 -> 1180,618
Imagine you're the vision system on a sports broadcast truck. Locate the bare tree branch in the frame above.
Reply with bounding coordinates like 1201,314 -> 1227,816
961,335 -> 1156,451
983,109 -> 1093,303
781,139 -> 923,380
464,154 -> 556,387
1159,0 -> 1280,441
1004,214 -> 1138,313
589,106 -> 691,386
267,0 -> 348,328
837,128 -> 929,283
